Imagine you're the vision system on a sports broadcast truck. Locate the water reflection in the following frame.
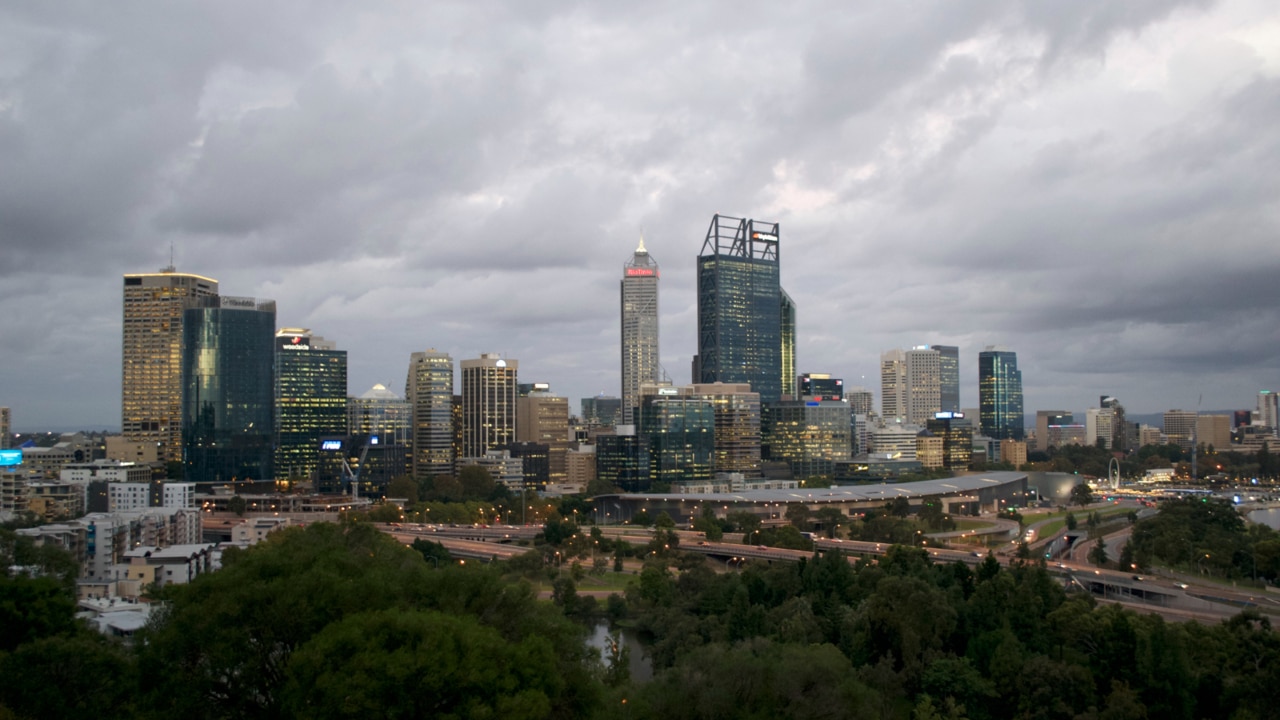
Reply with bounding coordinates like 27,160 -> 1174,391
586,622 -> 653,683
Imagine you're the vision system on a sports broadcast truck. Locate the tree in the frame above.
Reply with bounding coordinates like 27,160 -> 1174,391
887,496 -> 912,518
1090,537 -> 1109,567
785,504 -> 811,529
458,464 -> 496,500
1071,483 -> 1096,507
693,506 -> 724,541
386,474 -> 418,504
228,494 -> 247,517
281,609 -> 566,719
1066,512 -> 1078,531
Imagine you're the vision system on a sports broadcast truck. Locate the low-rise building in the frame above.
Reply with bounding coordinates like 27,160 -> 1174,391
124,543 -> 215,588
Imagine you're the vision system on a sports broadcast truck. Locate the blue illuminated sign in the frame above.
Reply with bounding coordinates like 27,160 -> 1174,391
0,449 -> 22,467
320,440 -> 343,451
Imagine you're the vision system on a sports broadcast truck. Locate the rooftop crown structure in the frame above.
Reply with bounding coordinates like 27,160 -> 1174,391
695,214 -> 794,404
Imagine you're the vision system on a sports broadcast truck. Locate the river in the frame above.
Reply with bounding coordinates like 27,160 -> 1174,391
1247,507 -> 1280,530
586,622 -> 653,683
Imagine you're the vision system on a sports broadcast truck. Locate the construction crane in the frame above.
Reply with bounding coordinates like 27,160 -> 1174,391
340,436 -> 376,500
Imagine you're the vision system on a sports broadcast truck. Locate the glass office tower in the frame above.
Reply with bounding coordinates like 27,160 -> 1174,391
640,396 -> 714,486
182,297 -> 277,486
697,214 -> 790,404
936,345 -> 960,413
275,329 -> 347,484
978,347 -> 1024,440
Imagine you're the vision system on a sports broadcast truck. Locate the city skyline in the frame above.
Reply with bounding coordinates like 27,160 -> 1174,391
2,2 -> 1279,429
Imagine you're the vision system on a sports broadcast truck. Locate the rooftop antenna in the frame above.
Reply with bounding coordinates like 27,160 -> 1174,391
161,242 -> 176,273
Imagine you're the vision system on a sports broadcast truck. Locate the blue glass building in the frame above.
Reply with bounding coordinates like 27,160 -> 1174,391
640,396 -> 714,486
182,297 -> 277,486
697,214 -> 792,404
978,347 -> 1024,440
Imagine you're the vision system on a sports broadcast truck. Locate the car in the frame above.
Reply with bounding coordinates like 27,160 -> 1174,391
757,545 -> 768,550
1174,582 -> 1189,589
1131,575 -> 1143,581
697,541 -> 708,546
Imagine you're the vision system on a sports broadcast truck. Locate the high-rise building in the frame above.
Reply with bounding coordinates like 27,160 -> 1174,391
181,296 -> 276,486
581,395 -> 623,428
1085,408 -> 1115,449
596,426 -> 645,493
696,214 -> 791,404
881,350 -> 907,422
406,350 -> 455,481
905,347 -> 941,424
780,289 -> 797,399
688,383 -> 761,475
621,236 -> 660,424
978,347 -> 1023,440
274,329 -> 347,484
123,268 -> 219,462
936,345 -> 960,413
767,399 -> 851,479
1259,391 -> 1279,431
926,412 -> 972,472
846,387 -> 874,416
347,383 -> 412,490
881,347 -> 942,424
460,353 -> 517,459
640,394 -> 714,486
799,373 -> 843,400
517,385 -> 570,483
1197,415 -> 1231,450
1034,410 -> 1073,451
0,407 -> 9,449
1163,410 -> 1197,451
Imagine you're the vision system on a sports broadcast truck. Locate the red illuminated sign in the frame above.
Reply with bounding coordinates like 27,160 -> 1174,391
626,268 -> 656,277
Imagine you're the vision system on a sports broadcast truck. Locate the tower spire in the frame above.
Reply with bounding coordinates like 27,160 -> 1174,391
637,230 -> 646,254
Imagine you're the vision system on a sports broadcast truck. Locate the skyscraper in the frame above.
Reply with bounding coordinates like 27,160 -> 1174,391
460,353 -> 517,459
621,236 -> 660,424
274,329 -> 347,483
1259,391 -> 1279,431
517,384 -> 570,484
640,394 -> 714,486
696,214 -> 791,404
905,346 -> 941,424
880,349 -> 907,422
780,289 -> 797,399
406,350 -> 455,481
347,383 -> 412,491
978,347 -> 1024,440
936,345 -> 960,413
123,267 -> 219,462
182,296 -> 276,486
1163,410 -> 1197,451
880,346 -> 941,424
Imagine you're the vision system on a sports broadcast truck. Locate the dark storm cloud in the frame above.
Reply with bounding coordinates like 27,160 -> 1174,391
0,0 -> 1277,429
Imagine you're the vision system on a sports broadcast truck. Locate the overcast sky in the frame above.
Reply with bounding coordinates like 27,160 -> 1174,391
2,1 -> 1279,431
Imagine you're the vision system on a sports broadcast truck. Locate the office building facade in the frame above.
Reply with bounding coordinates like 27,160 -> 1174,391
274,329 -> 347,483
696,214 -> 791,404
978,347 -> 1024,440
621,237 -> 661,424
345,383 -> 413,492
766,399 -> 852,480
688,382 -> 761,475
581,395 -> 623,428
181,296 -> 276,486
926,412 -> 972,472
640,395 -> 714,486
517,386 -> 570,484
123,268 -> 219,462
406,350 -> 455,481
936,345 -> 960,413
1163,410 -> 1197,451
460,353 -> 517,459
